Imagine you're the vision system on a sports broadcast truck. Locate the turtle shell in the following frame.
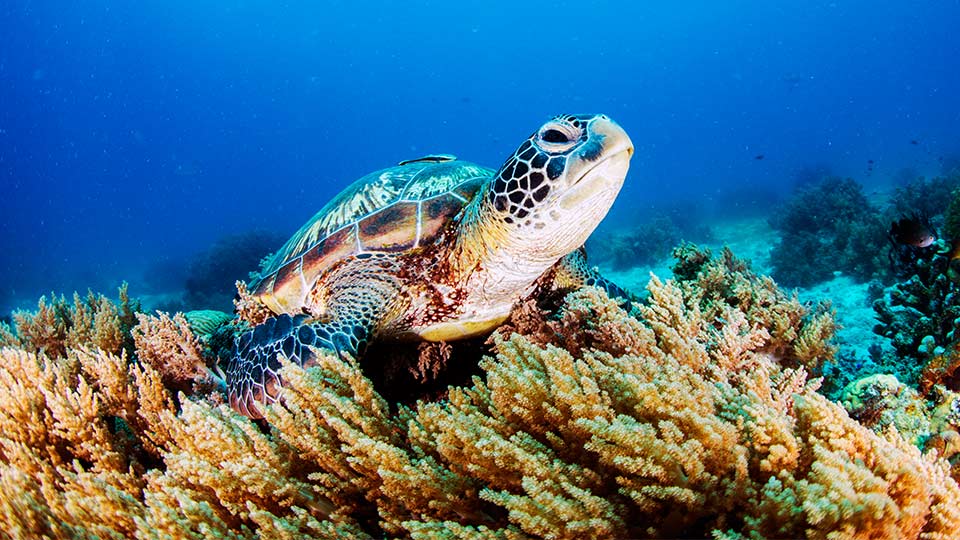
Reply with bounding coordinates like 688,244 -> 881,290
251,156 -> 493,314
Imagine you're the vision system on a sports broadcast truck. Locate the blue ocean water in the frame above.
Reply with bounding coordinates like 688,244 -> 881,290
1,1 -> 959,315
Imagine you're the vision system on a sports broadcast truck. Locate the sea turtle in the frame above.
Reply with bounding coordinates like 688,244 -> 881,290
228,114 -> 635,417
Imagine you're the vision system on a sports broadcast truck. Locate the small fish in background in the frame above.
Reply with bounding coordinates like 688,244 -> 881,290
866,159 -> 875,175
754,154 -> 765,160
910,139 -> 920,145
889,213 -> 937,248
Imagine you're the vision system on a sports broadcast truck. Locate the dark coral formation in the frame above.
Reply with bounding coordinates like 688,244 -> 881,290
872,247 -> 960,387
942,183 -> 960,242
769,177 -> 889,287
870,171 -> 960,392
182,229 -> 287,312
590,211 -> 712,270
892,173 -> 960,224
853,171 -> 960,477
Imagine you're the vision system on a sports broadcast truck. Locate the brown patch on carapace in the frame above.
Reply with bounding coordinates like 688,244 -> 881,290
358,201 -> 419,251
272,258 -> 305,312
422,193 -> 468,240
299,241 -> 323,272
252,272 -> 277,298
265,225 -> 360,313
300,226 -> 357,282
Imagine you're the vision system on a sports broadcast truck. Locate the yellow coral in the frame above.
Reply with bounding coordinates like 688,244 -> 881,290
673,244 -> 838,372
10,293 -> 69,357
0,255 -> 957,539
746,394 -> 960,539
3,284 -> 138,359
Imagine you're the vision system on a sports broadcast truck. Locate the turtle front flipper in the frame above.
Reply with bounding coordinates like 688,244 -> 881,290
226,313 -> 367,417
227,255 -> 404,418
553,247 -> 638,310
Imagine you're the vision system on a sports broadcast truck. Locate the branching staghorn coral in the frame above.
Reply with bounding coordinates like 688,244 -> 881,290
1,251 -> 959,539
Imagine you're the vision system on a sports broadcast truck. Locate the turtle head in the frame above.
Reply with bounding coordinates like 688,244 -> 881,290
485,114 -> 633,262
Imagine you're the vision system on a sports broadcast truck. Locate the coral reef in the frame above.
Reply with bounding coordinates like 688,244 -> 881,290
862,171 -> 960,482
840,373 -> 960,480
182,309 -> 234,337
233,280 -> 274,327
2,247 -> 959,539
891,172 -> 960,225
670,243 -> 838,374
942,180 -> 960,242
132,311 -> 226,398
866,170 -> 960,390
768,176 -> 889,287
770,173 -> 960,287
872,236 -> 960,389
841,374 -> 932,447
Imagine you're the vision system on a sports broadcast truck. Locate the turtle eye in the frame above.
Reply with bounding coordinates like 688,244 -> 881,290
537,122 -> 579,150
542,129 -> 569,143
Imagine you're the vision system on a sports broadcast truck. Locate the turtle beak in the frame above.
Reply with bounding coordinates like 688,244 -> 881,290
557,117 -> 632,211
591,115 -> 634,163
568,117 -> 633,188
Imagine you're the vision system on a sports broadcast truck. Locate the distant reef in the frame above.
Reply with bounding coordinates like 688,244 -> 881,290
1,246 -> 959,538
769,171 -> 960,288
768,176 -> 890,287
141,229 -> 287,314
590,209 -> 714,270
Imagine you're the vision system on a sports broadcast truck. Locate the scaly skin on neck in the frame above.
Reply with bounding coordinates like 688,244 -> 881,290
451,193 -> 558,304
